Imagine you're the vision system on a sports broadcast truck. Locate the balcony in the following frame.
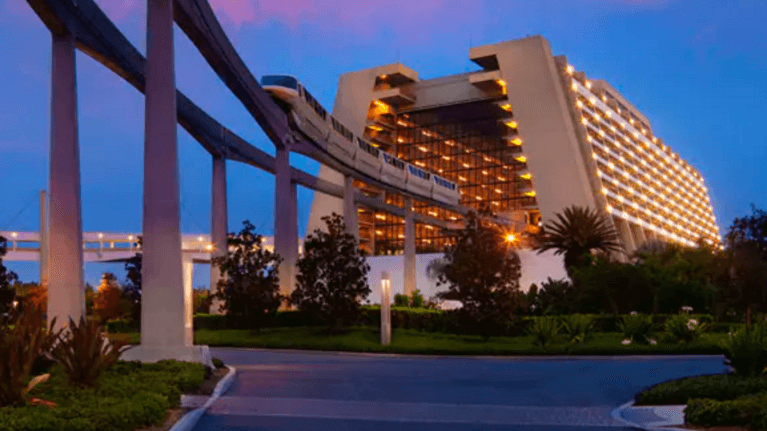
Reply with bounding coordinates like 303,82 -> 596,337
373,86 -> 416,107
366,112 -> 396,129
469,70 -> 506,94
365,128 -> 395,149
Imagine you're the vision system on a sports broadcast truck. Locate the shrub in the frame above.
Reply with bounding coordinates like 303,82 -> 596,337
213,220 -> 284,330
560,314 -> 595,344
618,313 -> 654,344
292,213 -> 370,332
528,316 -> 560,349
685,392 -> 767,428
664,314 -> 711,344
48,316 -> 131,387
0,360 -> 206,431
411,290 -> 425,308
212,358 -> 225,369
0,306 -> 59,407
720,323 -> 767,377
394,294 -> 409,308
636,374 -> 767,405
93,272 -> 127,323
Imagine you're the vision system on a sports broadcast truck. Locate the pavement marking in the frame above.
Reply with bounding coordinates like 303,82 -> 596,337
203,396 -> 629,427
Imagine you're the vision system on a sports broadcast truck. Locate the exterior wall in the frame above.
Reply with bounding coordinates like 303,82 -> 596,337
365,249 -> 567,305
475,36 -> 599,226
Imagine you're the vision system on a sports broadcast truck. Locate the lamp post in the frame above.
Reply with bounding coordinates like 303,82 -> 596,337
381,272 -> 391,346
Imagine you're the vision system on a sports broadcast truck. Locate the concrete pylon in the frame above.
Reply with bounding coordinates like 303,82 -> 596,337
47,31 -> 84,330
274,145 -> 298,299
343,175 -> 359,241
122,0 -> 209,365
404,198 -> 416,297
209,155 -> 227,314
630,223 -> 647,250
614,217 -> 636,260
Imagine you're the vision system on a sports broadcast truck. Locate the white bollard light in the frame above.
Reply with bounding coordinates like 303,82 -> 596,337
381,271 -> 391,346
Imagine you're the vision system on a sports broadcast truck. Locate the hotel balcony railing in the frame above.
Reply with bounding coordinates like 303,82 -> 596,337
366,112 -> 396,129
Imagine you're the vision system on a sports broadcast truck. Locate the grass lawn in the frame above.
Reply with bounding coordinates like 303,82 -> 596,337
114,327 -> 729,356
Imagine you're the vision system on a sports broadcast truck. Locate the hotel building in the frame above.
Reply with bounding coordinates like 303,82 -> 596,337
307,35 -> 720,256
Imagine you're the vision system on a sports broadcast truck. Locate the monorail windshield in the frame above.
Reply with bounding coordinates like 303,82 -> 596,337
383,153 -> 405,169
260,75 -> 298,89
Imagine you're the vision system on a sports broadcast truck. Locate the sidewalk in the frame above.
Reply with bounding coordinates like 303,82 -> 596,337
612,401 -> 687,431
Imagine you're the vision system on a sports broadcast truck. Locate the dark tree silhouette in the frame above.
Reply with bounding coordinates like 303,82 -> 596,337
433,209 -> 523,338
0,236 -> 18,314
291,213 -> 370,332
213,221 -> 283,329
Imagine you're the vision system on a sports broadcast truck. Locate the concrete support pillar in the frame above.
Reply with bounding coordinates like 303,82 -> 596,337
404,198 -> 416,297
630,223 -> 647,250
39,190 -> 49,289
182,258 -> 194,346
209,155 -> 227,314
122,0 -> 209,365
274,146 -> 298,299
614,217 -> 636,259
47,31 -> 84,329
343,175 -> 359,241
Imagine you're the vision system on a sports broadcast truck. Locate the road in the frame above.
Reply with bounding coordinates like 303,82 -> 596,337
192,349 -> 728,430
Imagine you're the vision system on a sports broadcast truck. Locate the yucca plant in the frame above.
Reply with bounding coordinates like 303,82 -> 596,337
0,306 -> 60,406
618,313 -> 654,344
48,316 -> 132,388
664,314 -> 711,344
720,323 -> 767,377
560,314 -> 595,344
528,316 -> 560,349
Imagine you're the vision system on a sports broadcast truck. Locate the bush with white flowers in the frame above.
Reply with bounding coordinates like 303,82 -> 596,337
665,314 -> 710,344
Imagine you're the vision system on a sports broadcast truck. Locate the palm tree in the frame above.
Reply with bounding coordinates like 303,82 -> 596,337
533,205 -> 622,274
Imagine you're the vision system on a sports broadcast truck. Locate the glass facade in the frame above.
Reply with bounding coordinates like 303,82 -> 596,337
362,99 -> 539,255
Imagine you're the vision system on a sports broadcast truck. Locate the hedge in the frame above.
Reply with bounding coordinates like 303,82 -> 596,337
686,392 -> 767,429
635,374 -> 767,405
0,360 -> 206,431
191,310 -> 717,337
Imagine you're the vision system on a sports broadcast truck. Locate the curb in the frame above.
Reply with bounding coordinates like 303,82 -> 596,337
212,346 -> 727,361
610,399 -> 688,431
170,365 -> 237,431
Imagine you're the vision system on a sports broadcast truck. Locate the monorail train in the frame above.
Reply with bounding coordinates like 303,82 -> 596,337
261,75 -> 461,206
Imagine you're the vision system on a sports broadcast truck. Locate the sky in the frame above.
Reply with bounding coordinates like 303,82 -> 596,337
0,0 -> 765,288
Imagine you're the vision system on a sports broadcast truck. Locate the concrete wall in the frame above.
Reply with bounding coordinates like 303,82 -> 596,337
479,36 -> 598,226
364,249 -> 567,305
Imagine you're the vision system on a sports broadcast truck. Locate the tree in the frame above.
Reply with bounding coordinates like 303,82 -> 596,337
534,278 -> 578,315
193,288 -> 212,314
533,205 -> 622,276
433,209 -> 523,337
571,255 -> 652,314
93,272 -> 125,322
0,235 -> 19,314
122,237 -> 142,324
15,282 -> 46,313
291,213 -> 370,332
722,205 -> 767,326
634,242 -> 719,314
213,220 -> 283,329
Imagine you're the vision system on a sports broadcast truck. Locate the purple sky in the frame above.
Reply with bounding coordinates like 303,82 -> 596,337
1,0 -> 765,288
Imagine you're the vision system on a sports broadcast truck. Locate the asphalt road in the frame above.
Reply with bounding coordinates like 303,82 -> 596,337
192,349 -> 729,430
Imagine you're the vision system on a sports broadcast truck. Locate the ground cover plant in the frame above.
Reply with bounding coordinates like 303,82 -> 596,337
0,360 -> 206,431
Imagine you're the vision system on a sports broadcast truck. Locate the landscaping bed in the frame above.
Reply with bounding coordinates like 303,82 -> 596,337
0,360 -> 217,431
184,326 -> 728,355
